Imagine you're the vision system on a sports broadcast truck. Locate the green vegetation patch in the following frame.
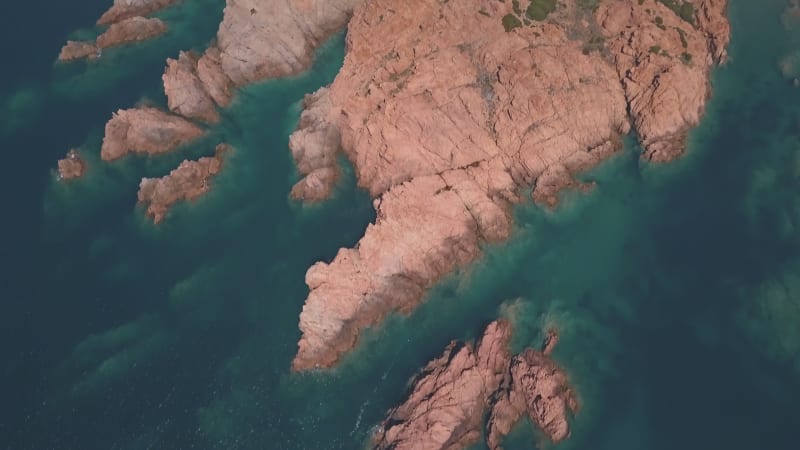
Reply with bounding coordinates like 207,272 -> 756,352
526,0 -> 558,21
657,0 -> 695,25
503,13 -> 523,32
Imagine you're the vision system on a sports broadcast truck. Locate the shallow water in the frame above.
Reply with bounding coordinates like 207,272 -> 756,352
1,0 -> 799,449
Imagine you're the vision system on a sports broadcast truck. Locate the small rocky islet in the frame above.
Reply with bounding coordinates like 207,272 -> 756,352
53,0 -> 731,448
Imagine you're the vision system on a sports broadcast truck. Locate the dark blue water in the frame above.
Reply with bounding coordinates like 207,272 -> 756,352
1,0 -> 799,449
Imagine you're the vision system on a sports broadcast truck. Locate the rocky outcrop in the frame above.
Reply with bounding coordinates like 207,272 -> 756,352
98,0 -> 360,159
100,107 -> 204,161
137,143 -> 230,223
58,41 -> 100,62
57,149 -> 87,180
95,16 -> 167,49
58,0 -> 175,62
291,0 -> 731,371
597,0 -> 730,161
288,87 -> 342,201
163,51 -> 221,123
215,0 -> 358,86
374,320 -> 576,450
97,0 -> 181,26
486,344 -> 579,449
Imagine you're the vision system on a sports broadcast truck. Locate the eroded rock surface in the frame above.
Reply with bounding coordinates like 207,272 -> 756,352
137,143 -> 230,223
374,320 -> 576,450
101,107 -> 204,161
292,0 -> 730,371
57,149 -> 87,180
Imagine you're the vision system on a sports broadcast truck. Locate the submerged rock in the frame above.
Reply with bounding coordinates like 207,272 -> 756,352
57,149 -> 87,180
137,143 -> 231,224
100,107 -> 204,161
292,0 -> 731,371
374,321 -> 576,450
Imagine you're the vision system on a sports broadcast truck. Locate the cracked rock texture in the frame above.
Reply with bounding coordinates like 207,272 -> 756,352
137,143 -> 231,223
374,320 -> 576,450
291,0 -> 730,371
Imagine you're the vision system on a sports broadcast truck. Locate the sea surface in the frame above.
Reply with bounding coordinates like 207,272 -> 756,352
1,0 -> 799,449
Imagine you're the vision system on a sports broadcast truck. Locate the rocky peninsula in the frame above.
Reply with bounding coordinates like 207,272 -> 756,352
290,0 -> 730,371
373,320 -> 577,450
137,143 -> 231,224
79,0 -> 729,363
58,0 -> 177,62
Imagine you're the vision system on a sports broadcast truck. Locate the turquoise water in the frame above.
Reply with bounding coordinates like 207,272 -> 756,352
2,0 -> 800,449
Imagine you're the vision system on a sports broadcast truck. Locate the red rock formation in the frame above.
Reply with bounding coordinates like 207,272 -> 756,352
291,0 -> 731,371
59,0 -> 176,62
374,321 -> 513,450
163,51 -> 221,123
95,16 -> 167,49
196,46 -> 235,108
374,321 -> 576,450
486,349 -> 579,449
289,87 -> 342,201
100,107 -> 204,161
597,0 -> 730,161
215,0 -> 358,86
137,143 -> 230,223
57,149 -> 87,180
58,41 -> 99,62
97,0 -> 181,26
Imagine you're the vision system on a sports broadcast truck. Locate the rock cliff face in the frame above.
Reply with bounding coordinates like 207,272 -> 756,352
57,149 -> 87,180
291,0 -> 730,371
137,143 -> 230,223
374,321 -> 576,450
100,107 -> 204,161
